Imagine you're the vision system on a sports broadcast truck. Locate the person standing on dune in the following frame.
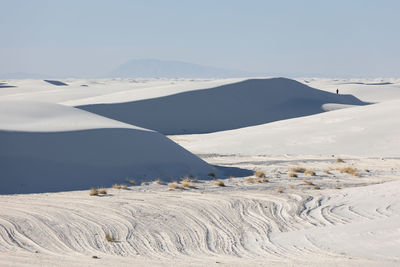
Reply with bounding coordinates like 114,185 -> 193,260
336,89 -> 339,94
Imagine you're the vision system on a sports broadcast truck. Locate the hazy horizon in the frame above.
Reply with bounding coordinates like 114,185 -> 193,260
1,0 -> 400,78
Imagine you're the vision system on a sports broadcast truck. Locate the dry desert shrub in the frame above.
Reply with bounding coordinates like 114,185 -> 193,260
120,184 -> 128,190
127,179 -> 136,185
336,158 -> 345,163
290,167 -> 306,173
141,181 -> 149,186
314,186 -> 321,190
334,185 -> 341,189
305,169 -> 316,176
338,167 -> 361,177
98,188 -> 107,195
245,177 -> 255,183
182,182 -> 196,189
112,184 -> 121,189
89,188 -> 99,196
276,188 -> 284,193
214,180 -> 225,187
168,183 -> 181,190
288,171 -> 298,178
182,177 -> 192,183
154,179 -> 164,185
105,233 -> 116,242
258,177 -> 269,183
254,170 -> 266,178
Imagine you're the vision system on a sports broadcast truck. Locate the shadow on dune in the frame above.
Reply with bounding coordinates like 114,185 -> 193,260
0,128 -> 215,194
78,78 -> 369,135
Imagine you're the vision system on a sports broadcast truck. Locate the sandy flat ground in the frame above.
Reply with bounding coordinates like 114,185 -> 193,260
1,154 -> 399,266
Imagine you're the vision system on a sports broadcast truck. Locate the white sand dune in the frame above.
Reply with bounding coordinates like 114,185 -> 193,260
0,101 -> 215,194
1,77 -> 399,266
171,99 -> 400,157
0,155 -> 399,266
78,78 -> 368,135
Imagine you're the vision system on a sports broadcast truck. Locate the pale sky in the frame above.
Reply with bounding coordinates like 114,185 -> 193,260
1,0 -> 400,77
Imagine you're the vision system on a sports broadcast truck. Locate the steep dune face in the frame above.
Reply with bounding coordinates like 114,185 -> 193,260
79,78 -> 368,135
0,101 -> 215,194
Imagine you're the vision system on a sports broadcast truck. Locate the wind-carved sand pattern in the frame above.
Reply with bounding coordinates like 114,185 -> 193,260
0,155 -> 399,266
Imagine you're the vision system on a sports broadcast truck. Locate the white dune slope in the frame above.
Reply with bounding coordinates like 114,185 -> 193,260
78,78 -> 368,135
0,101 -> 215,194
171,99 -> 400,157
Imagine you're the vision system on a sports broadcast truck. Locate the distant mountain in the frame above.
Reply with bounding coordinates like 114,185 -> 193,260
110,59 -> 262,78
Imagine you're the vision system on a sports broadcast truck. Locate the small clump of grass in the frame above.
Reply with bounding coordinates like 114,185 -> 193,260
254,170 -> 266,178
257,177 -> 269,183
245,177 -> 255,183
276,188 -> 284,193
208,172 -> 216,178
314,186 -> 321,190
141,181 -> 149,186
120,184 -> 128,190
288,171 -> 298,178
305,169 -> 316,176
336,158 -> 345,163
324,169 -> 332,174
112,184 -> 121,189
105,233 -> 116,242
154,179 -> 164,185
89,188 -> 99,196
182,182 -> 196,189
338,167 -> 361,177
214,180 -> 225,187
168,183 -> 181,190
98,188 -> 107,195
334,185 -> 341,189
290,167 -> 306,173
127,179 -> 136,185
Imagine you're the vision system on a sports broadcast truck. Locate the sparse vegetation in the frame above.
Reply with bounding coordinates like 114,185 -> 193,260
314,186 -> 321,190
98,188 -> 107,195
334,185 -> 341,189
257,177 -> 269,183
338,167 -> 361,177
214,180 -> 225,187
254,170 -> 266,178
305,169 -> 316,176
105,233 -> 116,242
288,171 -> 298,178
154,179 -> 164,185
141,181 -> 149,186
112,184 -> 121,189
182,182 -> 196,189
245,177 -> 255,183
89,188 -> 99,196
324,169 -> 332,174
276,188 -> 283,193
127,179 -> 136,185
208,172 -> 216,178
168,183 -> 181,190
337,158 -> 345,163
120,184 -> 128,190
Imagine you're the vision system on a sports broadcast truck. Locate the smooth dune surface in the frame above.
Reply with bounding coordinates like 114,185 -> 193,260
79,78 -> 368,134
0,101 -> 215,194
